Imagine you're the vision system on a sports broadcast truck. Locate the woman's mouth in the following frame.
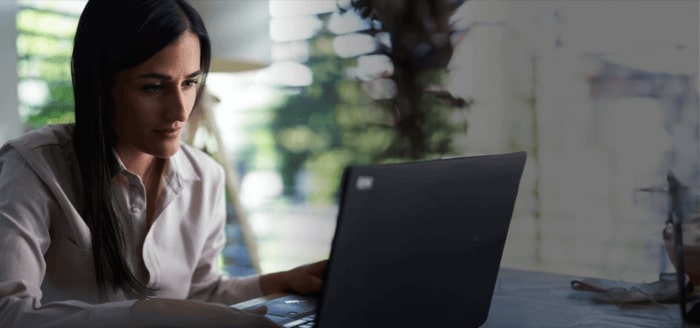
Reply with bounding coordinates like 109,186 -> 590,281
154,127 -> 181,138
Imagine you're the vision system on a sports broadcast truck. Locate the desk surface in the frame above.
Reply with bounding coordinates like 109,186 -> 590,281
236,267 -> 693,327
484,268 -> 686,327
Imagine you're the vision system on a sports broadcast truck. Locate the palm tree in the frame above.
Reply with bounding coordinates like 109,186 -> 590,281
347,0 -> 470,160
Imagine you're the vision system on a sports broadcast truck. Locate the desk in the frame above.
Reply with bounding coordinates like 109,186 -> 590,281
236,268 -> 694,327
484,268 -> 687,327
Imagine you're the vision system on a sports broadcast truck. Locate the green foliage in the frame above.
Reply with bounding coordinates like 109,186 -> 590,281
17,9 -> 77,39
16,7 -> 78,129
267,20 -> 352,201
346,0 -> 469,160
268,5 -> 471,204
304,149 -> 355,203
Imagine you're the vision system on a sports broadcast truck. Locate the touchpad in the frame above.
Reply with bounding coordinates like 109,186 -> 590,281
265,295 -> 317,317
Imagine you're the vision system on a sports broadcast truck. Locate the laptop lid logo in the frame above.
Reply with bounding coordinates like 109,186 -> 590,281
356,176 -> 374,190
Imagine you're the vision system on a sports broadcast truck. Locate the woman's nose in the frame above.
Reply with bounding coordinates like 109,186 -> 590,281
166,89 -> 189,122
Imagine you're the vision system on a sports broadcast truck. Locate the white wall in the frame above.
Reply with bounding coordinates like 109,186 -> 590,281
0,0 -> 21,145
448,0 -> 699,281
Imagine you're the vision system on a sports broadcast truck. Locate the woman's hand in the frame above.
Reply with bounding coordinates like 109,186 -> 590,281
130,298 -> 277,328
260,259 -> 328,295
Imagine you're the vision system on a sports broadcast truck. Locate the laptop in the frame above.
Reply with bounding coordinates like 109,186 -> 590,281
233,151 -> 527,327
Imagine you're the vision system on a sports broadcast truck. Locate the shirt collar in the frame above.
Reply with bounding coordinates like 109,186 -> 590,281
167,145 -> 199,182
112,145 -> 200,185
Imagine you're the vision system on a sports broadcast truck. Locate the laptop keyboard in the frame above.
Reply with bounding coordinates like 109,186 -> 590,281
282,314 -> 316,327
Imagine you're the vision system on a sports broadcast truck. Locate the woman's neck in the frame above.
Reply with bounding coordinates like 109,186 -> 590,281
114,146 -> 166,227
116,149 -> 165,194
114,146 -> 163,180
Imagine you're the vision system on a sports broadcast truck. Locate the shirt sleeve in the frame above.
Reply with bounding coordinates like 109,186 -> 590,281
0,145 -> 136,328
186,163 -> 263,305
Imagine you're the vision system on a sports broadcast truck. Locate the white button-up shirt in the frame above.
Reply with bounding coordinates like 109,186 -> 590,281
0,124 -> 262,327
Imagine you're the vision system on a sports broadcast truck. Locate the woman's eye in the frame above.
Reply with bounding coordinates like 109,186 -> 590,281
183,79 -> 199,88
143,84 -> 163,93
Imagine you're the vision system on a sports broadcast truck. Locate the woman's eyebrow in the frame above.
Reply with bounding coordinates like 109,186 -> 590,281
135,70 -> 202,80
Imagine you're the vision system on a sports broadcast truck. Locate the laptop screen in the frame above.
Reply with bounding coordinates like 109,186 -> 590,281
315,151 -> 527,327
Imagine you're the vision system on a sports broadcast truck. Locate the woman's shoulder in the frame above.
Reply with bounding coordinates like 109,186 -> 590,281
1,124 -> 75,165
172,142 -> 225,181
0,124 -> 78,195
3,123 -> 74,153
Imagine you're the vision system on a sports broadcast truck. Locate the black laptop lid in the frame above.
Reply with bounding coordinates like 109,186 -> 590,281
315,151 -> 527,328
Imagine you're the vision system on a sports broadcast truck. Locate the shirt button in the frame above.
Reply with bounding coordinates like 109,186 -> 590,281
131,205 -> 143,213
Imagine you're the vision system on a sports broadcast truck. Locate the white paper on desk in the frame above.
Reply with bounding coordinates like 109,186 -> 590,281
571,278 -> 681,303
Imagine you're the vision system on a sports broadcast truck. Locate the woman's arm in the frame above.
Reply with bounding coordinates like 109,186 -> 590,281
184,156 -> 327,303
185,162 -> 266,304
259,260 -> 327,296
129,298 -> 275,328
0,145 -> 136,328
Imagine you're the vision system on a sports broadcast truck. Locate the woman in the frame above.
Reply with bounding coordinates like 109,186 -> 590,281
0,1 -> 325,327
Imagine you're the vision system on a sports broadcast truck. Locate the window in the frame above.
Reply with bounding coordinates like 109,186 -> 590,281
16,0 -> 84,129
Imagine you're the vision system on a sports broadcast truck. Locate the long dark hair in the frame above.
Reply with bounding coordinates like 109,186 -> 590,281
71,0 -> 211,302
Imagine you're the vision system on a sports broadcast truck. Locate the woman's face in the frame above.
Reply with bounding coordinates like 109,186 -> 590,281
112,32 -> 202,159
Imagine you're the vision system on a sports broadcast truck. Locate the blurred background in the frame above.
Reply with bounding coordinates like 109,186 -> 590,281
1,0 -> 698,283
